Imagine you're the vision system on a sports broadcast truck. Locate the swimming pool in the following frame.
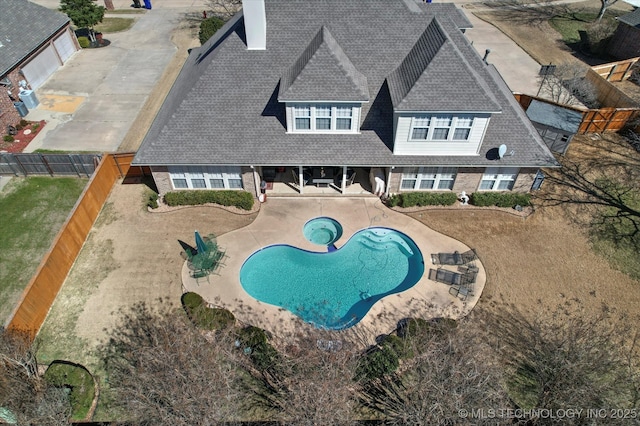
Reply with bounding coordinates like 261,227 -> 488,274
239,224 -> 424,329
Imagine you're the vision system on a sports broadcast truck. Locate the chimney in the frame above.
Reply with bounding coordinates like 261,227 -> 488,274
242,0 -> 266,50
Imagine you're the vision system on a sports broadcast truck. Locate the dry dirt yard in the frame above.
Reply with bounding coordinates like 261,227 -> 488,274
37,0 -> 640,377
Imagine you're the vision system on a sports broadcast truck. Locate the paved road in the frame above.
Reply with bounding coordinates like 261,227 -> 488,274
24,0 -> 542,152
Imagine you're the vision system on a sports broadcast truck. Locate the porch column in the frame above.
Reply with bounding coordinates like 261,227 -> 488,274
385,167 -> 394,198
340,165 -> 347,193
251,166 -> 260,198
298,166 -> 304,195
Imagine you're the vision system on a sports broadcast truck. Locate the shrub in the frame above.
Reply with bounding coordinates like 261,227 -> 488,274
397,317 -> 432,339
380,334 -> 413,359
470,192 -> 531,208
77,36 -> 90,48
19,119 -> 28,127
146,191 -> 159,209
199,16 -> 225,45
3,135 -> 14,142
355,345 -> 399,381
164,190 -> 254,211
32,122 -> 40,132
181,292 -> 235,330
236,326 -> 279,370
44,361 -> 95,420
387,192 -> 458,208
15,124 -> 23,131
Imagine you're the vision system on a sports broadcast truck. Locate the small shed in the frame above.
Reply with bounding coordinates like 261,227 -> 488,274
526,99 -> 583,154
608,8 -> 640,60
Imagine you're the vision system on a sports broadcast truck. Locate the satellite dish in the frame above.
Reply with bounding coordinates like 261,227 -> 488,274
498,144 -> 507,159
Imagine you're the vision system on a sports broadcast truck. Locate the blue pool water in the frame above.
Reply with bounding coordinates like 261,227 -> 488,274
303,217 -> 343,246
239,225 -> 424,329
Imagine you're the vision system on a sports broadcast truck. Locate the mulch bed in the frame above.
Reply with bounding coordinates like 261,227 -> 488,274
1,120 -> 46,153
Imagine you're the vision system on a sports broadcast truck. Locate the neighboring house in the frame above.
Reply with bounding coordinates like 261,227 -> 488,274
0,0 -> 78,131
133,0 -> 558,198
525,99 -> 583,155
608,8 -> 640,60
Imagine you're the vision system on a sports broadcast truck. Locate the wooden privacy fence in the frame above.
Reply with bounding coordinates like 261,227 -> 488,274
514,93 -> 640,134
0,153 -> 101,177
6,153 -> 137,339
591,57 -> 639,83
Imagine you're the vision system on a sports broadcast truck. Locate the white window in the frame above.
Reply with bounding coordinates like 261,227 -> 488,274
400,167 -> 457,190
409,115 -> 474,141
480,167 -> 519,191
291,104 -> 356,132
336,106 -> 353,130
169,166 -> 244,190
294,105 -> 311,130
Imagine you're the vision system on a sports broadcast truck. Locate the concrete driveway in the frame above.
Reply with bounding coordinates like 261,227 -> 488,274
25,0 -> 206,152
22,0 -> 542,153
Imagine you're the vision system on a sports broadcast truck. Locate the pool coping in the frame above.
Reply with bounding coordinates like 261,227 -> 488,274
182,197 -> 485,342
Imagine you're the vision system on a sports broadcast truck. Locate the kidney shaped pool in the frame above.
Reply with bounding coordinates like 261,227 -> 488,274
239,224 -> 424,329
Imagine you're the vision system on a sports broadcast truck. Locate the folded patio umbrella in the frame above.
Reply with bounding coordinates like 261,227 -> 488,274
195,230 -> 208,255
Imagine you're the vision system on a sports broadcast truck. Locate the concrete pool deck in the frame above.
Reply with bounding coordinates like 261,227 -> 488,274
182,197 -> 485,340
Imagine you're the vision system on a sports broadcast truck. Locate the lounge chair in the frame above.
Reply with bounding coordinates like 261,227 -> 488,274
431,249 -> 477,265
428,268 -> 463,286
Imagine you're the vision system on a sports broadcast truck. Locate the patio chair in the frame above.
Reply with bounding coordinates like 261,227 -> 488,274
191,268 -> 210,284
428,268 -> 462,286
449,285 -> 471,301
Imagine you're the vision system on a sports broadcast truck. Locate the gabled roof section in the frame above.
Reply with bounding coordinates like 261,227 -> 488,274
278,26 -> 369,102
387,17 -> 501,112
0,0 -> 70,76
618,8 -> 640,28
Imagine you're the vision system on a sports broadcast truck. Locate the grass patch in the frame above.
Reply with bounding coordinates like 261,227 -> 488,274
33,149 -> 100,154
105,9 -> 146,14
0,177 -> 87,323
94,17 -> 136,33
44,361 -> 95,421
549,9 -> 617,44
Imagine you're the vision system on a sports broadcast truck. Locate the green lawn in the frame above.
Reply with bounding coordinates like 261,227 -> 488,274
549,9 -> 618,44
0,177 -> 87,323
94,17 -> 136,33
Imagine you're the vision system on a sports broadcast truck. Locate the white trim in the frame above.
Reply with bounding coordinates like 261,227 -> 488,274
288,103 -> 359,133
400,167 -> 457,190
409,114 -> 474,142
479,167 -> 519,191
168,166 -> 244,190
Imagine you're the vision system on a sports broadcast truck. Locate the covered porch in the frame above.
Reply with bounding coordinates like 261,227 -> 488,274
256,166 -> 384,196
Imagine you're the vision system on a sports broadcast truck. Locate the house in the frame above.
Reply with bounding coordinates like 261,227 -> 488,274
608,8 -> 640,60
132,0 -> 558,198
0,0 -> 78,131
525,99 -> 583,155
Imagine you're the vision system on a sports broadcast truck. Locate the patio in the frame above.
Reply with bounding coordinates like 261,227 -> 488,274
182,197 -> 486,339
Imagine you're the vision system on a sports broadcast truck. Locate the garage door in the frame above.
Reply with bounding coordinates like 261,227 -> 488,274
21,45 -> 60,89
53,31 -> 77,63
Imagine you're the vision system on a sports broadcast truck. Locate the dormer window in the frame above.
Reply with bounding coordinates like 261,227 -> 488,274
289,103 -> 359,133
409,115 -> 474,141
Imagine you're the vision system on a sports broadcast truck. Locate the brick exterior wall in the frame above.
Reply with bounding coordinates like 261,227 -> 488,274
0,69 -> 25,134
388,166 -> 537,195
151,166 -> 258,199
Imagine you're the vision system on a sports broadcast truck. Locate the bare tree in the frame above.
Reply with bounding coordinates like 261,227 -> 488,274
538,62 -> 599,108
476,304 -> 640,419
359,319 -> 510,425
99,302 -> 244,425
596,0 -> 620,22
0,329 -> 71,425
206,0 -> 241,20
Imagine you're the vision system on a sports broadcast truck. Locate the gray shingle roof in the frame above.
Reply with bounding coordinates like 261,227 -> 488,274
278,26 -> 369,102
387,18 -> 501,112
618,8 -> 640,28
526,99 -> 583,133
133,0 -> 558,169
0,0 -> 70,76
